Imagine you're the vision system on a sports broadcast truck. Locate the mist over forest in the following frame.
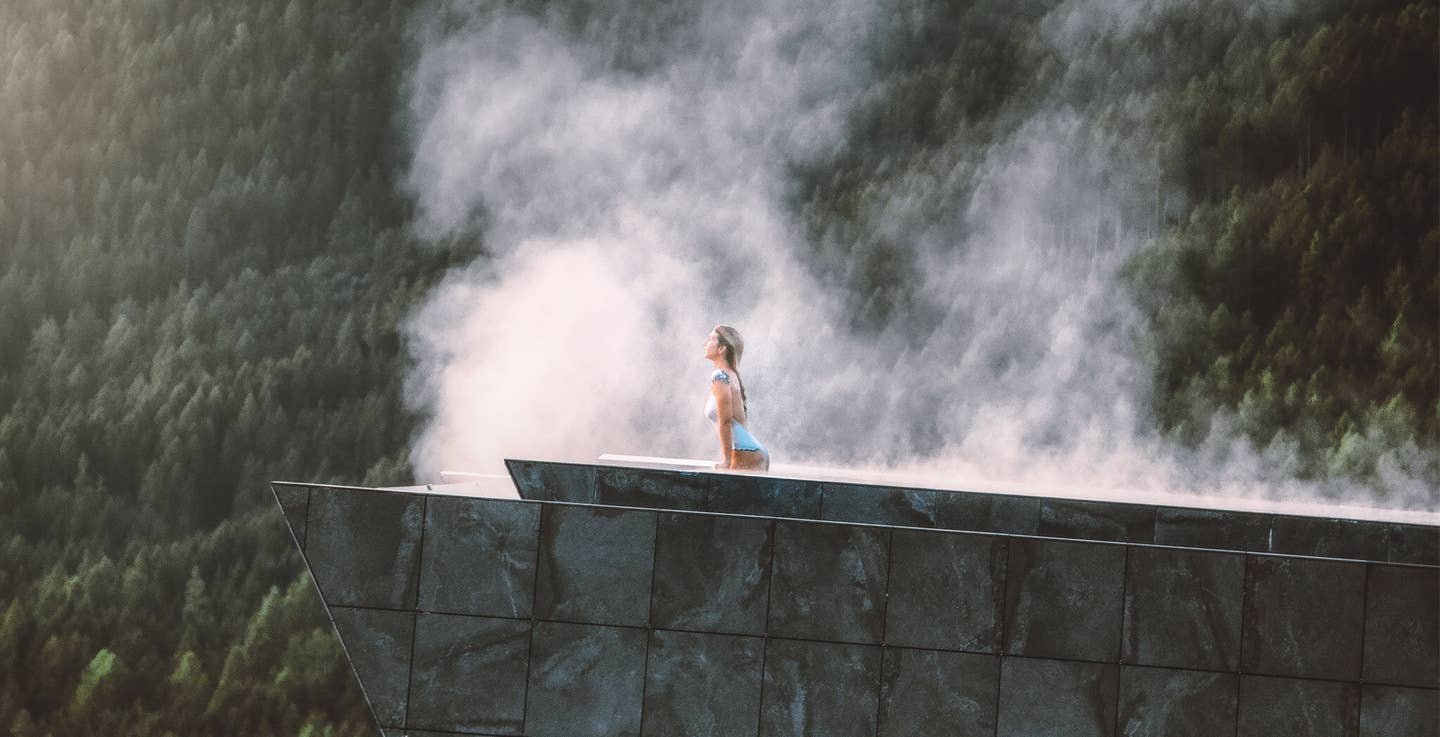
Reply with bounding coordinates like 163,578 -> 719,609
0,0 -> 1433,733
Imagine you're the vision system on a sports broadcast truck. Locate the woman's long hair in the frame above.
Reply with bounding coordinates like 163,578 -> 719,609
714,324 -> 747,412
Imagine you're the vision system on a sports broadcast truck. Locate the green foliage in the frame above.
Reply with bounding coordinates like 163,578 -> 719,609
1127,0 -> 1439,491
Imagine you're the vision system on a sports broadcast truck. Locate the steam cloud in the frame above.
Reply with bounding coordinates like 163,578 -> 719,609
401,0 -> 1436,517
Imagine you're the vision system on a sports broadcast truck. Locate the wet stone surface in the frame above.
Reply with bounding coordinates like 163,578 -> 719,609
1123,547 -> 1245,670
1362,564 -> 1439,688
418,497 -> 539,618
996,657 -> 1118,737
706,475 -> 821,518
1038,500 -> 1155,543
1360,685 -> 1439,737
821,483 -> 944,527
1117,666 -> 1237,737
1003,538 -> 1126,661
407,613 -> 530,735
526,621 -> 647,737
1268,516 -> 1389,561
878,648 -> 999,737
758,639 -> 882,737
506,459 -> 596,503
329,606 -> 414,729
1242,556 -> 1366,680
1236,675 -> 1360,737
308,488 -> 424,608
768,521 -> 890,644
273,485 -> 309,548
1153,507 -> 1271,551
596,466 -> 709,511
885,530 -> 1006,652
651,512 -> 772,635
534,505 -> 656,627
641,630 -> 764,737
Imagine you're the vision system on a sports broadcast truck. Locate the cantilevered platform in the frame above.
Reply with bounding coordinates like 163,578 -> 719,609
272,460 -> 1438,737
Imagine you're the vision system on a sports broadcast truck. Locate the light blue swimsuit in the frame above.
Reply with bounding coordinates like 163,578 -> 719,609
706,369 -> 765,453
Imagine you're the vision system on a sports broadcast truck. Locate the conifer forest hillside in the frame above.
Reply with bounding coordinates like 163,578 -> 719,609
0,0 -> 1433,733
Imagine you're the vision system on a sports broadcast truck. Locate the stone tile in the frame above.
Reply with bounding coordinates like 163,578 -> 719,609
641,630 -> 763,737
1122,547 -> 1245,670
1003,538 -> 1125,661
1153,507 -> 1271,551
758,638 -> 882,737
651,513 -> 771,635
768,521 -> 890,644
822,483 -> 943,527
936,493 -> 1039,535
1387,524 -> 1440,566
418,498 -> 539,618
407,613 -> 529,734
504,459 -> 595,503
1360,685 -> 1439,737
1363,564 -> 1439,688
527,622 -> 646,737
1236,675 -> 1360,737
596,467 -> 708,511
1037,500 -> 1155,543
273,484 -> 309,548
995,657 -> 1118,737
885,530 -> 1005,652
878,648 -> 998,737
1242,556 -> 1365,680
308,488 -> 424,608
1117,666 -> 1237,737
534,505 -> 655,627
1269,516 -> 1389,561
329,606 -> 414,729
707,475 -> 822,518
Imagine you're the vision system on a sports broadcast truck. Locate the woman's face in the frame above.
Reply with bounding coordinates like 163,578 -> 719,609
703,331 -> 722,360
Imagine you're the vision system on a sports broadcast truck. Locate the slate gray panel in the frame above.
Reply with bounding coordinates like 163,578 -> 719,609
1242,556 -> 1365,680
408,613 -> 529,734
1122,547 -> 1245,670
596,467 -> 708,511
1387,524 -> 1439,566
877,648 -> 998,737
822,483 -> 943,527
1038,500 -> 1155,543
1117,665 -> 1237,737
1360,685 -> 1439,737
768,521 -> 889,643
995,657 -> 1118,737
651,512 -> 771,635
707,475 -> 822,518
526,621 -> 647,737
274,484 -> 309,548
758,638 -> 882,737
418,497 -> 539,618
1236,675 -> 1360,737
1269,516 -> 1389,561
1003,538 -> 1125,661
330,606 -> 414,729
505,459 -> 595,503
641,630 -> 764,737
309,489 -> 424,608
1363,564 -> 1439,688
1153,507 -> 1270,551
936,493 -> 1039,535
885,530 -> 1005,652
534,505 -> 655,627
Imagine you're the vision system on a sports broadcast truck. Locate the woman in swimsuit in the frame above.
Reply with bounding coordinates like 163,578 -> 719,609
703,325 -> 769,471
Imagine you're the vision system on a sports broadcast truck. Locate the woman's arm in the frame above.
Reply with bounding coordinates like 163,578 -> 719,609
712,373 -> 735,468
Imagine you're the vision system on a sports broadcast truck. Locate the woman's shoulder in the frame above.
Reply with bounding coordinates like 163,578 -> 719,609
710,368 -> 731,383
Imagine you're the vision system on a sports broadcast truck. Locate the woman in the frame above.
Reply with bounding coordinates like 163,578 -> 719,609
703,325 -> 769,471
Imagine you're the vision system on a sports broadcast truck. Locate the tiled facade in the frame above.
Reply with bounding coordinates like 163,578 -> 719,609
274,462 -> 1439,737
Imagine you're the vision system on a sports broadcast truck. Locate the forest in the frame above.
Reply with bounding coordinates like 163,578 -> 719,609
0,0 -> 1433,734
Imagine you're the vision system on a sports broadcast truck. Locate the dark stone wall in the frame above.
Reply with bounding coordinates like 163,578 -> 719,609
275,471 -> 1439,737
